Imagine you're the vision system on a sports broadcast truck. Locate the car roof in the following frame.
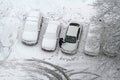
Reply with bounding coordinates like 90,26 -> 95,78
24,21 -> 38,31
67,25 -> 79,37
28,11 -> 41,18
46,21 -> 59,34
26,16 -> 40,22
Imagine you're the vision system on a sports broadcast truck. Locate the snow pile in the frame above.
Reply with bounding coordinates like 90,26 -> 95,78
92,0 -> 120,57
0,0 -> 12,19
101,26 -> 120,57
0,23 -> 11,61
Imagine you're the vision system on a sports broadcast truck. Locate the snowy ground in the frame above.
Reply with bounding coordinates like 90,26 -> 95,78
0,0 -> 120,80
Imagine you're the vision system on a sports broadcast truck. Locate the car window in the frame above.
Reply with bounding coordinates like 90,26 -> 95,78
56,26 -> 60,37
65,35 -> 77,43
77,28 -> 80,39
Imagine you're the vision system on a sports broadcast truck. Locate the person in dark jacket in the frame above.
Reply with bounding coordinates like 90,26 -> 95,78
59,38 -> 64,48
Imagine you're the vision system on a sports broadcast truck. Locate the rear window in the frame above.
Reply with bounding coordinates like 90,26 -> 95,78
70,23 -> 79,27
65,35 -> 77,43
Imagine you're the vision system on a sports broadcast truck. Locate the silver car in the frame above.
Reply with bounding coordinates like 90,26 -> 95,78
61,23 -> 82,54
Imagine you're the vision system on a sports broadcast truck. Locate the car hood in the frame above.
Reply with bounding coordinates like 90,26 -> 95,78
22,31 -> 38,41
42,38 -> 57,50
61,42 -> 77,52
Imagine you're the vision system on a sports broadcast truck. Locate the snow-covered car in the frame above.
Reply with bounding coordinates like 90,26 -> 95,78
61,23 -> 82,54
22,11 -> 43,45
41,21 -> 61,51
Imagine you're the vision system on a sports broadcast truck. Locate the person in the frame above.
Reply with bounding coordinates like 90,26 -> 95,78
59,38 -> 64,48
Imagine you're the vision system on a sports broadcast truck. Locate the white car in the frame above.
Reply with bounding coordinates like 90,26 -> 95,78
41,21 -> 61,51
61,22 -> 82,54
22,11 -> 42,45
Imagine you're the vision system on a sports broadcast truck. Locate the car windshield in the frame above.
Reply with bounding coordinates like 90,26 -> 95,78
65,35 -> 77,43
44,33 -> 56,39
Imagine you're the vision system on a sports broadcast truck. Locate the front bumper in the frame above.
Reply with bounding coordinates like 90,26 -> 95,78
61,48 -> 77,55
42,48 -> 55,52
22,39 -> 37,46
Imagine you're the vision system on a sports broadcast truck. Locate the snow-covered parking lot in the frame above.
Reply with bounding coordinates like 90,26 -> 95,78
0,0 -> 120,80
3,0 -> 95,61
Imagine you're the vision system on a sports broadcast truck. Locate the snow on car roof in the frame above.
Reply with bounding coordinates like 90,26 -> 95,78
24,21 -> 38,31
26,16 -> 40,22
46,21 -> 59,34
28,11 -> 41,18
67,25 -> 79,37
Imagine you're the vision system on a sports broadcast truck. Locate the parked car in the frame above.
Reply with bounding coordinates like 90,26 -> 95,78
22,11 -> 43,45
61,22 -> 83,54
41,21 -> 61,51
